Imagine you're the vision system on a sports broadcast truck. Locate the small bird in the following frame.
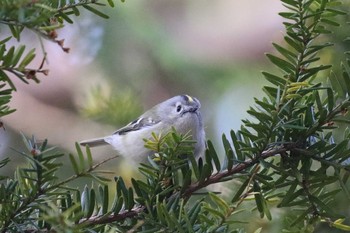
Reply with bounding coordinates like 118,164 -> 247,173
80,95 -> 206,161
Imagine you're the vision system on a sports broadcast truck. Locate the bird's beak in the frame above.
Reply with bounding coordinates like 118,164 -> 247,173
189,106 -> 199,113
183,105 -> 199,115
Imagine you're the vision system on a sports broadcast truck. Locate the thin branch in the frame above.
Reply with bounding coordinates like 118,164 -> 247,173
50,155 -> 119,191
80,206 -> 145,225
57,0 -> 107,12
76,147 -> 291,226
181,146 -> 290,199
0,154 -> 119,233
300,100 -> 350,143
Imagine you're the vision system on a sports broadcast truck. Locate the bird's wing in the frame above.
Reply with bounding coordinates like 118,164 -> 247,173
113,116 -> 161,135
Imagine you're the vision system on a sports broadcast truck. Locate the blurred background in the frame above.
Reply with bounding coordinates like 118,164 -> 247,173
1,0 -> 348,232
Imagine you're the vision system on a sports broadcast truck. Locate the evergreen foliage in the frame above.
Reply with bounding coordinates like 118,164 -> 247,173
1,0 -> 350,232
0,0 -> 116,117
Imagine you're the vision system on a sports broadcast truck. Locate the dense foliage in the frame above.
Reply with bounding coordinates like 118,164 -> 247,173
1,0 -> 350,232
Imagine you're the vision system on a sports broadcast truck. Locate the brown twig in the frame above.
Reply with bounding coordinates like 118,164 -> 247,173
80,206 -> 145,225
78,146 -> 291,226
51,154 -> 119,190
181,147 -> 289,199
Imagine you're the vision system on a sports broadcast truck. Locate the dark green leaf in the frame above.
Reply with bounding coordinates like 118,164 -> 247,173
314,26 -> 332,34
69,154 -> 79,174
284,36 -> 303,53
208,140 -> 221,172
326,8 -> 347,15
18,48 -> 35,70
127,187 -> 134,211
327,88 -> 334,112
3,46 -> 15,67
0,69 -> 16,90
262,71 -> 288,87
231,178 -> 250,203
247,108 -> 272,122
290,208 -> 310,227
278,182 -> 303,207
254,98 -> 275,111
58,12 -> 74,23
0,37 -> 12,45
324,140 -> 348,159
300,56 -> 320,66
253,181 -> 264,217
279,12 -> 298,20
101,185 -> 108,214
314,90 -> 325,119
85,146 -> 93,168
299,65 -> 332,82
304,43 -> 333,57
320,18 -> 340,26
199,164 -> 211,183
72,6 -> 80,16
75,142 -> 84,171
82,4 -> 109,19
263,86 -> 278,100
309,195 -> 343,218
272,43 -> 297,63
342,69 -> 350,95
338,174 -> 350,200
8,25 -> 20,40
225,147 -> 235,171
11,45 -> 25,67
281,0 -> 299,7
131,178 -> 144,199
230,130 -> 244,161
107,0 -> 115,7
266,53 -> 295,73
188,199 -> 202,225
116,176 -> 128,199
209,192 -> 229,213
111,196 -> 124,214
86,189 -> 96,218
189,153 -> 200,180
181,169 -> 192,192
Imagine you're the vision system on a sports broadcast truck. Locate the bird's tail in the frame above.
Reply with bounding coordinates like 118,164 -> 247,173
80,137 -> 108,147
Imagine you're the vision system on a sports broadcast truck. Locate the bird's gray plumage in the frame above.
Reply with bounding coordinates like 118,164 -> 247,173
80,95 -> 206,161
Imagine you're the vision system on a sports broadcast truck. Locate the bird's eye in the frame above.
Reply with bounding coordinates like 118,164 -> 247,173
176,105 -> 182,113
